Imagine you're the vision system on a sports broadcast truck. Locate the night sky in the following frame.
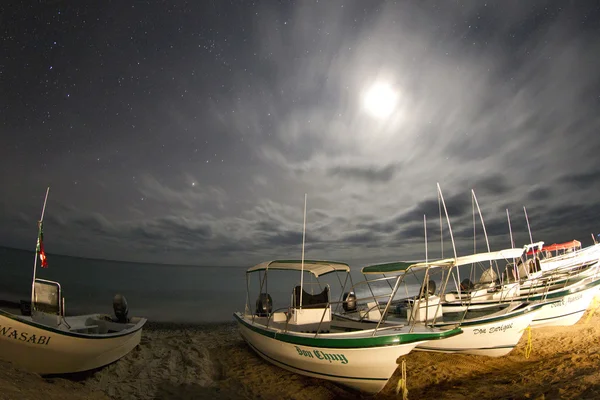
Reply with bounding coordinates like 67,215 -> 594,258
1,1 -> 600,267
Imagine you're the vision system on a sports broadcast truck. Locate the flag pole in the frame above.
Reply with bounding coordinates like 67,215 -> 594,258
300,193 -> 307,310
31,186 -> 50,310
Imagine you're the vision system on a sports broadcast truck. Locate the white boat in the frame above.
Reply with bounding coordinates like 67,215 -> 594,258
516,240 -> 600,280
526,276 -> 600,327
0,279 -> 146,375
0,187 -> 147,375
234,260 -> 462,394
441,260 -> 600,327
344,248 -> 543,357
429,185 -> 600,328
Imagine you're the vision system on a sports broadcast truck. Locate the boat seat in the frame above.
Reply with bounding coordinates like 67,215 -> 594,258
69,324 -> 99,333
360,301 -> 382,321
67,318 -> 100,333
293,286 -> 329,309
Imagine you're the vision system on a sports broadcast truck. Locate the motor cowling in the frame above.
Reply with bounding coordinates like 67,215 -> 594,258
255,293 -> 272,317
420,279 -> 437,297
342,291 -> 357,312
460,278 -> 474,292
113,294 -> 129,323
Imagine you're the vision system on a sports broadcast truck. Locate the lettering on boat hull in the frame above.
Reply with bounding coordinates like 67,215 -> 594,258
473,323 -> 514,335
295,345 -> 348,364
567,294 -> 583,303
0,324 -> 52,345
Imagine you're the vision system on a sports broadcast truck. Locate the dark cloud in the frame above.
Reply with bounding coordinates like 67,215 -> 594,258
327,164 -> 398,183
558,169 -> 600,189
461,174 -> 511,196
525,185 -> 553,203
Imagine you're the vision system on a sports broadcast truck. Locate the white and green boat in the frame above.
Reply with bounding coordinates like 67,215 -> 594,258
233,260 -> 462,394
335,248 -> 544,357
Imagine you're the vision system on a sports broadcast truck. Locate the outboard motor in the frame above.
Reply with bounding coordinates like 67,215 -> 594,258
255,293 -> 272,317
113,294 -> 129,323
342,292 -> 357,312
20,300 -> 32,316
460,278 -> 474,292
420,279 -> 436,297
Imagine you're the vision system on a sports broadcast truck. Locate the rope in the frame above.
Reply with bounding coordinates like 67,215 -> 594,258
395,358 -> 408,400
585,296 -> 600,324
524,326 -> 533,359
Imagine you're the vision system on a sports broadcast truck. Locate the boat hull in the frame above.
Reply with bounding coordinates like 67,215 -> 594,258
0,311 -> 145,375
235,312 -> 431,394
441,276 -> 600,328
531,283 -> 600,327
415,308 -> 535,357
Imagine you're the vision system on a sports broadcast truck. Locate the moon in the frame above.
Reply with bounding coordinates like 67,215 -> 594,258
363,83 -> 398,119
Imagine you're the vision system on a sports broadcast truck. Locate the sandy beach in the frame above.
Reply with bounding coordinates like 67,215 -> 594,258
2,295 -> 600,400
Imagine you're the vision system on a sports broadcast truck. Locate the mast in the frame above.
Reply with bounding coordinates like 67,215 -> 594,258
299,193 -> 307,309
31,186 -> 50,309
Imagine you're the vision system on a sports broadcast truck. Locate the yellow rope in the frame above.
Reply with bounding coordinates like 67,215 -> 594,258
524,326 -> 533,359
585,296 -> 600,324
395,358 -> 408,400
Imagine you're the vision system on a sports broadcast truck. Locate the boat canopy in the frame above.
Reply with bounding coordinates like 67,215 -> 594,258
361,260 -> 435,275
247,260 -> 350,277
542,240 -> 582,253
361,248 -> 525,275
452,248 -> 525,266
524,241 -> 545,255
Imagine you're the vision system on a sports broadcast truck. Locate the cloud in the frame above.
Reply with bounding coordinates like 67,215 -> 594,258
138,173 -> 228,212
327,163 -> 398,183
2,2 -> 600,266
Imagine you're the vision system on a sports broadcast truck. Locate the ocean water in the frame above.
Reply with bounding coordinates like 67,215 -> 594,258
0,246 -> 417,323
0,246 -> 248,323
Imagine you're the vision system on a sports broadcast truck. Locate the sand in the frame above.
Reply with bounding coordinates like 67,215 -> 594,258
1,295 -> 600,400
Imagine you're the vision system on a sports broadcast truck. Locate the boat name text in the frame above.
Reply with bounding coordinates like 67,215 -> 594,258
295,346 -> 348,364
568,294 -> 583,303
474,323 -> 513,335
552,293 -> 583,308
0,324 -> 52,345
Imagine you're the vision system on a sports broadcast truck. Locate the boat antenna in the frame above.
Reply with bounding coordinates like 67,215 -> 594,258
506,208 -> 518,280
424,214 -> 428,266
438,191 -> 444,258
471,190 -> 491,253
437,184 -> 458,259
300,193 -> 307,310
523,206 -> 534,249
506,209 -> 515,248
437,183 -> 460,295
424,214 -> 430,321
31,186 -> 50,309
472,192 -> 476,255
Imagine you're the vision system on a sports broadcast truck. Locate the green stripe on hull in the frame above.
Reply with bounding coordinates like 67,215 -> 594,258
233,312 -> 462,348
416,344 -> 515,352
533,309 -> 586,323
444,277 -> 600,309
433,304 -> 538,328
